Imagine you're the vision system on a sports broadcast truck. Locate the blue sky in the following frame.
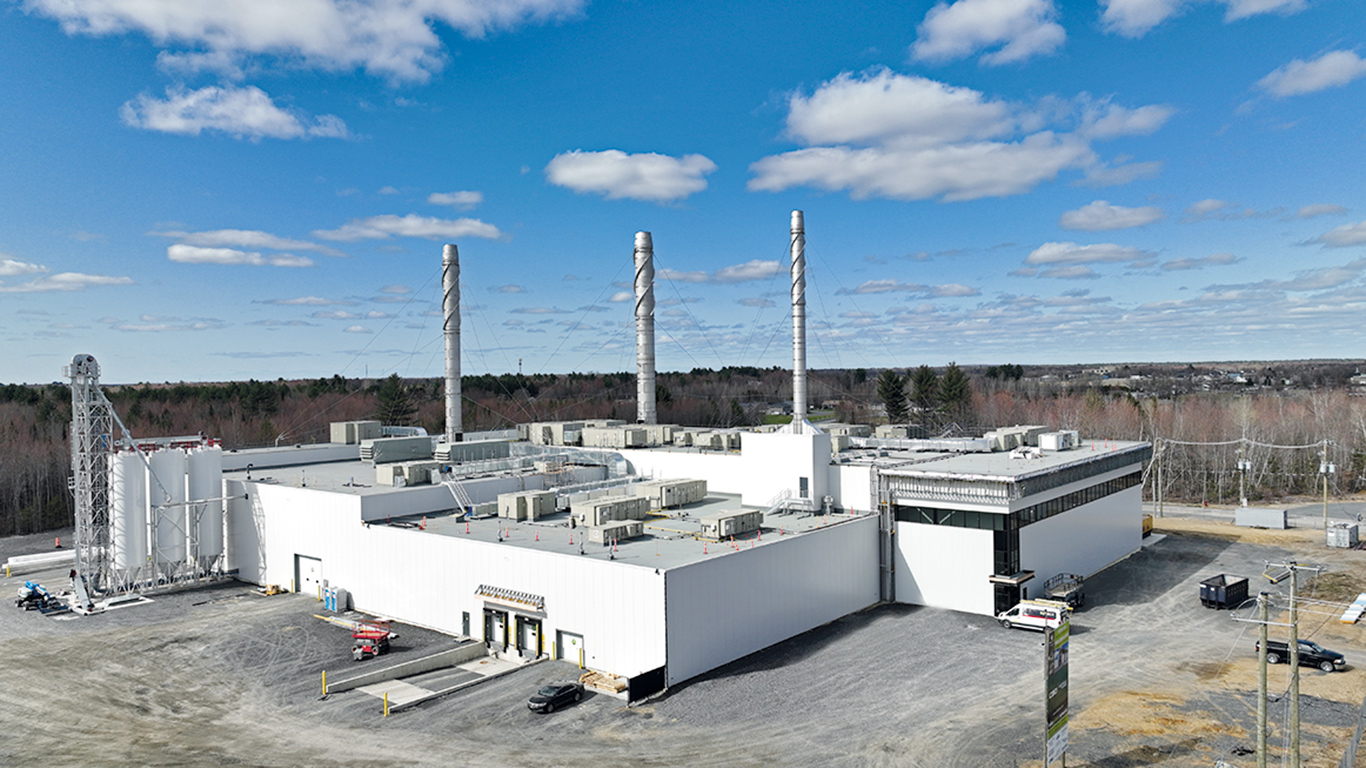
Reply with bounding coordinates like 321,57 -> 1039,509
3,0 -> 1365,384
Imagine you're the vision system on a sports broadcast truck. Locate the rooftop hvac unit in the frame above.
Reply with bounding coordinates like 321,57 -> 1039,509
1038,431 -> 1079,451
360,435 -> 433,464
588,519 -> 644,544
699,509 -> 763,541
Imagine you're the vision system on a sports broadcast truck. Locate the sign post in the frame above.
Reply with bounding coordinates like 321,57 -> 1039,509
1045,618 -> 1070,767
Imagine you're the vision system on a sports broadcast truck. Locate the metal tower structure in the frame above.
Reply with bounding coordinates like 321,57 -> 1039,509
66,353 -> 113,594
66,353 -> 227,602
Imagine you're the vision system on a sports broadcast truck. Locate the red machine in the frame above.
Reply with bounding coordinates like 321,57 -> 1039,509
352,618 -> 394,661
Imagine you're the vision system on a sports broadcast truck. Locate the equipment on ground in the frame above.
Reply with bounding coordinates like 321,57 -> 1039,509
1043,573 -> 1085,609
15,580 -> 68,613
352,618 -> 394,661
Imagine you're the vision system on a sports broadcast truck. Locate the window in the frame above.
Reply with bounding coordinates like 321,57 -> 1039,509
799,477 -> 809,498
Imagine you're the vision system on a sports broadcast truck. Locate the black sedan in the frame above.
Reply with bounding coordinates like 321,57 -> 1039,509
528,681 -> 583,714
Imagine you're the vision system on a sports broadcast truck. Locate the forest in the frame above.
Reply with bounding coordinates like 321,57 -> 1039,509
2,360 -> 1364,536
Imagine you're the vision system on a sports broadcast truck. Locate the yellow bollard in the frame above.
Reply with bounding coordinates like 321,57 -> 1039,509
384,692 -> 389,717
579,649 -> 584,669
322,670 -> 327,696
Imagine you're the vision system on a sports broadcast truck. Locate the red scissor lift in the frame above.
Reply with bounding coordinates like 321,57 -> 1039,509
351,618 -> 393,661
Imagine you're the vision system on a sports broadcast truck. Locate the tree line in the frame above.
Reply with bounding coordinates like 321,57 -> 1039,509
3,365 -> 1366,536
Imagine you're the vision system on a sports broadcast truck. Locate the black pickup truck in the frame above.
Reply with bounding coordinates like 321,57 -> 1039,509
1255,639 -> 1346,672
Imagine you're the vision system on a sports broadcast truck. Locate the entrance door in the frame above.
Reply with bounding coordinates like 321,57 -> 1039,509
557,630 -> 584,667
993,583 -> 1021,615
295,555 -> 322,597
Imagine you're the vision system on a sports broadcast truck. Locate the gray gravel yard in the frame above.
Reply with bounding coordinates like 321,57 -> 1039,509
2,516 -> 1364,767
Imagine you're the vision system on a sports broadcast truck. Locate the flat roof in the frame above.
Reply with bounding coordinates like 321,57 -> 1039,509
222,457 -> 545,498
841,440 -> 1150,480
387,493 -> 863,572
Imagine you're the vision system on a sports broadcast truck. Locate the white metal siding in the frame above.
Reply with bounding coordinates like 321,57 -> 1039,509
1019,485 -> 1142,594
664,515 -> 880,686
229,481 -> 666,679
893,522 -> 996,616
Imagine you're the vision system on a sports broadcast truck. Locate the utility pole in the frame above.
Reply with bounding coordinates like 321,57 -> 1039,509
1156,438 -> 1164,518
1239,564 -> 1324,768
1320,442 -> 1334,530
1257,591 -> 1268,768
1237,445 -> 1250,508
1289,565 -> 1300,768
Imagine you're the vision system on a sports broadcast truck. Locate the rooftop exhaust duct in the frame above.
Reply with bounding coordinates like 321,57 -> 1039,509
790,210 -> 807,426
634,231 -> 657,425
443,243 -> 463,443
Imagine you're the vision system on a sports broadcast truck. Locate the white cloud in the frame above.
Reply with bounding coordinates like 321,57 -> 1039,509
545,150 -> 717,203
27,0 -> 584,83
609,291 -> 634,303
166,244 -> 313,267
1059,200 -> 1165,231
120,85 -> 348,140
714,260 -> 783,284
152,228 -> 346,257
656,260 -> 782,285
313,214 -> 502,241
1258,51 -> 1366,97
428,191 -> 484,210
313,310 -> 362,320
1293,204 -> 1348,220
0,258 -> 48,276
751,70 -> 1170,202
0,272 -> 134,293
1181,198 -> 1280,222
912,0 -> 1065,65
1039,265 -> 1100,279
343,325 -> 372,334
1310,221 -> 1366,248
490,284 -> 527,293
1207,257 -> 1366,292
1101,0 -> 1306,38
784,70 -> 1013,148
380,284 -> 411,294
1025,241 -> 1155,265
255,296 -> 355,306
1077,101 -> 1174,139
739,297 -> 776,308
1161,252 -> 1238,270
837,279 -> 981,296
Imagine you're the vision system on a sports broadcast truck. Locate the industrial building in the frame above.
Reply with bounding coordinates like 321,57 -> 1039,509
64,212 -> 1150,701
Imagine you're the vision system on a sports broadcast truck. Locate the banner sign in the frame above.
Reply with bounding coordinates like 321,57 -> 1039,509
1045,619 -> 1070,766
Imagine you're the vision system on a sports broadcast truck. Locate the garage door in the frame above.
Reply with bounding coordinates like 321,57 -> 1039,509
295,555 -> 322,597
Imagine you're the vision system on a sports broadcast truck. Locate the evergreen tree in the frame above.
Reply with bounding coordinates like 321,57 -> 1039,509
910,365 -> 939,415
876,370 -> 909,423
374,373 -> 416,426
939,362 -> 972,423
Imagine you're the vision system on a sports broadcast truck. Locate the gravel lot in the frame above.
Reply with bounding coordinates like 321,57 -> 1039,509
2,514 -> 1364,767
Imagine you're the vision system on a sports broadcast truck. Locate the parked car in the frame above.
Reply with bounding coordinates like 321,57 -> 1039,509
1255,639 -> 1346,672
528,681 -> 584,714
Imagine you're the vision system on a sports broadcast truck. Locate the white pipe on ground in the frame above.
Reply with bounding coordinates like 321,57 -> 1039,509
791,210 -> 807,424
634,231 -> 657,425
443,244 -> 463,442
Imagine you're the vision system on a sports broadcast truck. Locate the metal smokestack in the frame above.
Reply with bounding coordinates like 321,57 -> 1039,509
634,231 -> 657,425
790,210 -> 807,425
442,243 -> 463,442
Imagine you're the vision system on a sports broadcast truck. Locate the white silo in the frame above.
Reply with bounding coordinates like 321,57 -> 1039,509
147,449 -> 188,565
188,445 -> 224,564
111,451 -> 147,571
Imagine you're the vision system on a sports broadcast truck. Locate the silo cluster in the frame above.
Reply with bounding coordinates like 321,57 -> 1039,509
109,445 -> 224,579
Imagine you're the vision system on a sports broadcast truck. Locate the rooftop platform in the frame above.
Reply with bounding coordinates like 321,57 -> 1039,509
382,493 -> 866,572
840,439 -> 1151,480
